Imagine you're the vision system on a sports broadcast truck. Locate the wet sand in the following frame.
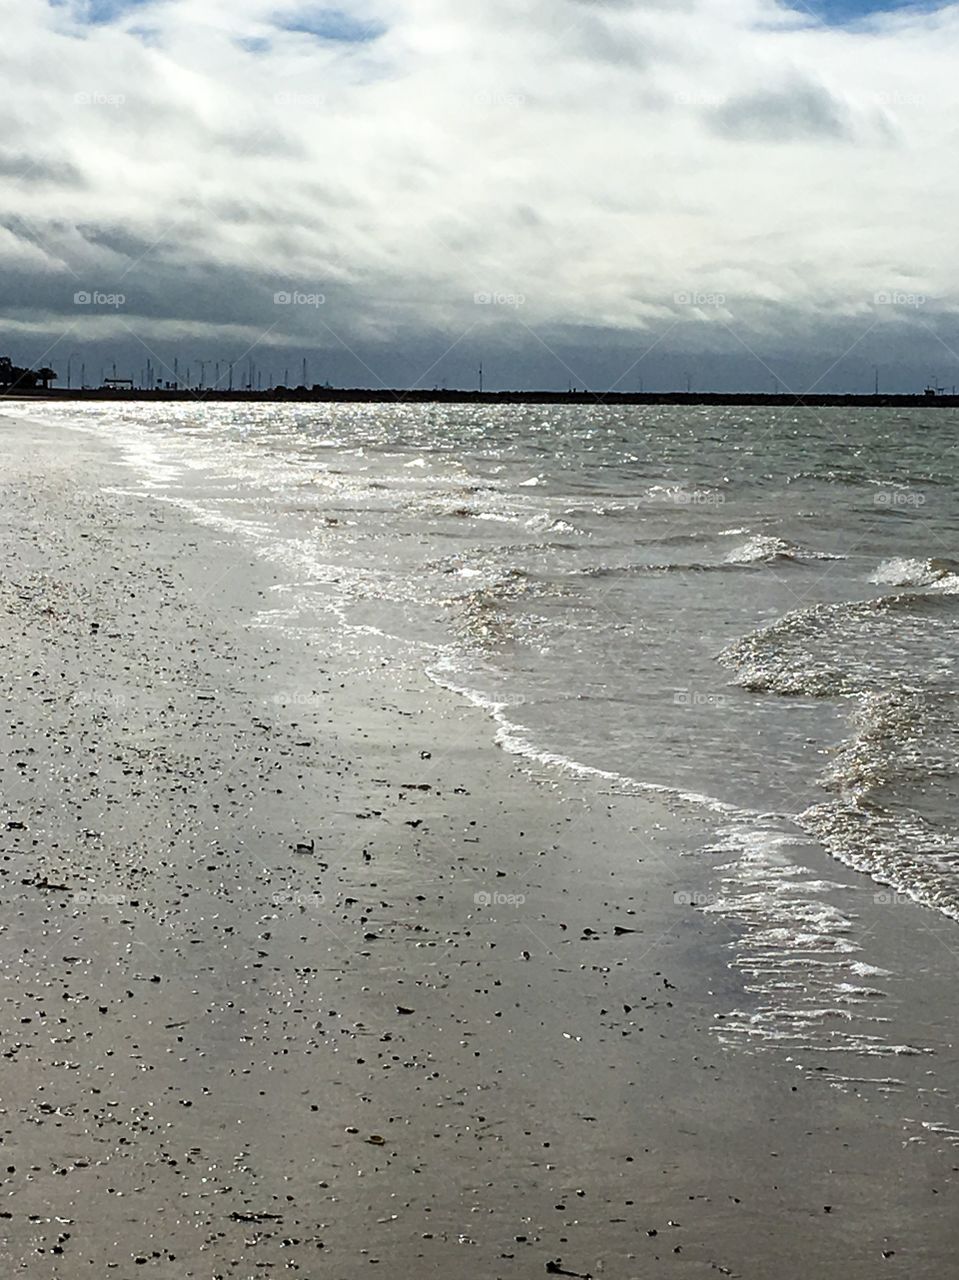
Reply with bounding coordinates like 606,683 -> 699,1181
1,412 -> 958,1278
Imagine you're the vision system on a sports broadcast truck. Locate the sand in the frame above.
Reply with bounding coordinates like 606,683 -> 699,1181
1,410 -> 957,1278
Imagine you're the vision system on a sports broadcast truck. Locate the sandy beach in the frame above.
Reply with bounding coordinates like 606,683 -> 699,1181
1,409 -> 958,1279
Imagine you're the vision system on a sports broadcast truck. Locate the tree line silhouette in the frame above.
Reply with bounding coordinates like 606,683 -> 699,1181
0,357 -> 57,391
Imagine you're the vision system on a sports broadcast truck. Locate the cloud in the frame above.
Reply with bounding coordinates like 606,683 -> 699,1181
1,0 -> 959,389
0,149 -> 85,185
710,80 -> 851,141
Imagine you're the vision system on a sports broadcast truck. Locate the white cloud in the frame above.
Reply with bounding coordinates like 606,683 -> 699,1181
2,0 -> 959,385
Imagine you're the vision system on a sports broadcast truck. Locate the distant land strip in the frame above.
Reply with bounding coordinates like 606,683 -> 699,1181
5,389 -> 959,408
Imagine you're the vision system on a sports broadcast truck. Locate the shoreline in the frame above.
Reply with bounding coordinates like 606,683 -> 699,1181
2,409 -> 958,1277
6,389 -> 959,408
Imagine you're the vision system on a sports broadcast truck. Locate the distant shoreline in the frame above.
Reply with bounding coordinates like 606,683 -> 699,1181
4,388 -> 959,408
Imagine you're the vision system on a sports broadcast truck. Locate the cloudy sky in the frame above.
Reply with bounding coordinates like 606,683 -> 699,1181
3,0 -> 959,391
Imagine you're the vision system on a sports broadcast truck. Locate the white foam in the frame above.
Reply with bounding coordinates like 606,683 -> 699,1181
692,823 -> 934,1070
848,961 -> 892,978
870,556 -> 959,590
724,534 -> 846,566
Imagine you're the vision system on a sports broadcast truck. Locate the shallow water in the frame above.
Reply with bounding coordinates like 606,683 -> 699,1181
26,401 -> 958,928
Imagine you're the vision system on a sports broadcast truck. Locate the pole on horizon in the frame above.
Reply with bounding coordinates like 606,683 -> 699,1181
479,363 -> 483,394
874,366 -> 879,395
302,357 -> 307,388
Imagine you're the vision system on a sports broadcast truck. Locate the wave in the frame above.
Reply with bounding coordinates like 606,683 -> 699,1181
786,469 -> 870,485
724,534 -> 847,566
720,590 -> 959,697
870,556 -> 959,591
800,800 -> 959,923
425,658 -> 748,819
578,561 -> 743,578
722,586 -> 959,922
576,540 -> 843,580
799,687 -> 959,921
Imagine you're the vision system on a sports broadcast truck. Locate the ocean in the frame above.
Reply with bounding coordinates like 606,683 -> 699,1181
26,401 -> 958,1062
28,400 -> 957,907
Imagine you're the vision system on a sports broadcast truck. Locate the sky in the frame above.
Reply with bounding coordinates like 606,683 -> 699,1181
2,0 -> 959,392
